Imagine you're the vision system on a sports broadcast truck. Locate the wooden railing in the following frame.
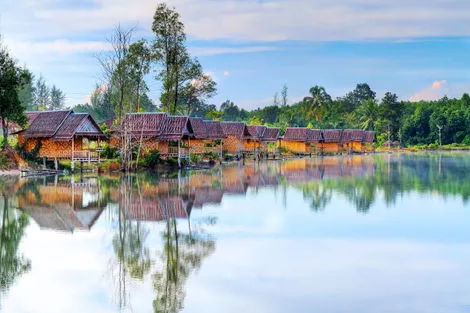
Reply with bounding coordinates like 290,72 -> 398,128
72,150 -> 100,162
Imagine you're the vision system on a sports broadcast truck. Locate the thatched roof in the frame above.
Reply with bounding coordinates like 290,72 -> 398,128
220,122 -> 247,139
23,110 -> 71,138
122,113 -> 167,138
54,113 -> 102,141
23,110 -> 103,140
307,129 -> 323,143
205,121 -> 225,139
322,129 -> 343,143
160,116 -> 192,140
342,129 -> 365,143
363,131 -> 376,143
245,125 -> 266,140
284,127 -> 309,142
188,117 -> 207,139
261,127 -> 280,141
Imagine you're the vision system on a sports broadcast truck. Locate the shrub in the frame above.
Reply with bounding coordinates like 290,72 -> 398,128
100,146 -> 120,159
16,141 -> 42,163
190,153 -> 201,164
141,149 -> 161,168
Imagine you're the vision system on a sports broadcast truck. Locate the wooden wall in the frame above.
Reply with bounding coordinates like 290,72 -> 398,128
282,140 -> 309,154
223,136 -> 243,154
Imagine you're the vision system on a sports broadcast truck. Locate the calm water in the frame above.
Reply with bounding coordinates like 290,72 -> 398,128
1,153 -> 470,313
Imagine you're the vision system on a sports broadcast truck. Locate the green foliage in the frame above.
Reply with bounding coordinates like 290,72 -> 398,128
189,153 -> 201,164
141,149 -> 161,168
100,145 -> 119,159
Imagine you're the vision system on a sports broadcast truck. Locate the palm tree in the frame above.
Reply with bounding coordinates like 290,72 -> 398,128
302,86 -> 332,122
355,98 -> 379,130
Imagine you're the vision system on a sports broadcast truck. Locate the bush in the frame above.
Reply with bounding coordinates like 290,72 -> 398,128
16,141 -> 42,163
100,146 -> 119,159
141,149 -> 161,168
190,153 -> 201,164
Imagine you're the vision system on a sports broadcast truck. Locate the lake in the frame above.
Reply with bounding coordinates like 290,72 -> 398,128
1,152 -> 470,313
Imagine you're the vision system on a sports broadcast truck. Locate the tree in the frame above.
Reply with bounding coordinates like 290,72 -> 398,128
273,92 -> 280,106
354,98 -> 379,130
342,83 -> 376,112
0,41 -> 29,147
281,84 -> 288,107
18,70 -> 35,110
49,85 -> 65,110
127,40 -> 152,112
33,76 -> 50,111
180,73 -> 216,115
379,92 -> 403,141
152,3 -> 216,115
302,86 -> 332,123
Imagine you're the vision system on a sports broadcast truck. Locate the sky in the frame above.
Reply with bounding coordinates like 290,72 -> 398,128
1,0 -> 470,110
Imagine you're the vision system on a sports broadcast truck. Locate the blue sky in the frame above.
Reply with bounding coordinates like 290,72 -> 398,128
2,0 -> 470,109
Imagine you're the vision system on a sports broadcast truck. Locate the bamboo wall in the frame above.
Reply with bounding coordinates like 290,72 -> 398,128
18,134 -> 83,159
223,136 -> 243,154
320,142 -> 342,154
282,141 -> 310,154
243,140 -> 261,152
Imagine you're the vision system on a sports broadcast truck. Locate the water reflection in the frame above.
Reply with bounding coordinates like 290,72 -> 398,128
1,152 -> 470,312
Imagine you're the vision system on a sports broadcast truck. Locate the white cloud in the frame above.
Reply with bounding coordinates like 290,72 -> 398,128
409,80 -> 448,101
4,0 -> 470,42
223,71 -> 230,76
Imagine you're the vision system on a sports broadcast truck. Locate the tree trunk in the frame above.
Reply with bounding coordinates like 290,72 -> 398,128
1,117 -> 9,149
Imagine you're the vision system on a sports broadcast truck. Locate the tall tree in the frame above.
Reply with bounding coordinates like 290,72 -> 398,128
354,98 -> 380,130
343,83 -> 376,112
302,86 -> 332,123
379,92 -> 403,141
33,76 -> 50,111
281,84 -> 288,107
0,41 -> 29,147
18,70 -> 35,110
152,3 -> 216,114
126,39 -> 152,112
49,85 -> 65,110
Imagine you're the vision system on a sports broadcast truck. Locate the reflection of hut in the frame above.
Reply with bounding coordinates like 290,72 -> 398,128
221,122 -> 247,155
125,196 -> 192,221
282,128 -> 312,154
244,125 -> 266,155
321,129 -> 343,154
17,110 -> 104,165
193,188 -> 224,208
18,182 -> 104,232
342,129 -> 365,153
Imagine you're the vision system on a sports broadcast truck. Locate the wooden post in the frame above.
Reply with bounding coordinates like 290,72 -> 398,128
54,158 -> 58,170
42,157 -> 46,169
71,136 -> 75,172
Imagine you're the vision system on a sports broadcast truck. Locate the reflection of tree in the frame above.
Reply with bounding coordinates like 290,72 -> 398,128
301,183 -> 332,212
110,176 -> 152,311
153,218 -> 216,313
0,194 -> 31,308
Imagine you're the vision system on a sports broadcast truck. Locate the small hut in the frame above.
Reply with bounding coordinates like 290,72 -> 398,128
204,121 -> 225,158
307,129 -> 323,154
260,127 -> 280,156
111,112 -> 168,153
17,110 -> 104,167
188,117 -> 207,155
363,131 -> 376,152
282,127 -> 314,154
221,122 -> 247,155
321,129 -> 343,154
244,125 -> 266,155
342,129 -> 366,153
159,116 -> 194,165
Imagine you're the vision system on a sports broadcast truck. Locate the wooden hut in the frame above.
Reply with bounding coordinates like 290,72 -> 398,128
363,131 -> 376,152
204,121 -> 225,158
187,117 -> 208,154
307,129 -> 323,154
342,129 -> 366,153
321,129 -> 343,154
221,122 -> 247,155
282,127 -> 314,154
17,110 -> 104,167
260,127 -> 280,156
111,112 -> 168,153
159,116 -> 194,165
244,125 -> 266,155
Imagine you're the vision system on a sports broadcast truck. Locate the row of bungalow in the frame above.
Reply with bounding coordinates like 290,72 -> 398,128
13,110 -> 376,165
